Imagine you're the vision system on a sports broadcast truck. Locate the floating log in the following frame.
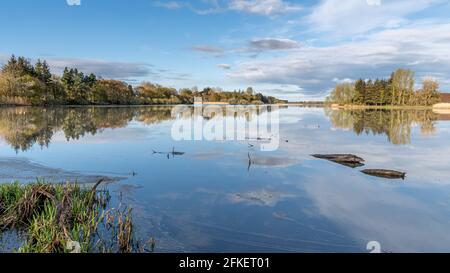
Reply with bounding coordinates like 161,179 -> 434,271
312,154 -> 365,168
361,169 -> 406,180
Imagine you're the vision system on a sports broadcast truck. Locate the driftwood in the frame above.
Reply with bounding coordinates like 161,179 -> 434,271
248,153 -> 253,171
152,147 -> 185,159
245,137 -> 272,141
312,154 -> 365,168
361,169 -> 406,180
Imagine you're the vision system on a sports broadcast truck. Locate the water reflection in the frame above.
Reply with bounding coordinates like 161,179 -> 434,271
0,106 -> 279,152
0,107 -> 173,152
0,107 -> 443,153
1,106 -> 450,252
325,109 -> 439,145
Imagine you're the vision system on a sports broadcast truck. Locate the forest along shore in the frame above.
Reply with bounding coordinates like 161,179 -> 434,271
326,68 -> 443,107
0,55 -> 286,106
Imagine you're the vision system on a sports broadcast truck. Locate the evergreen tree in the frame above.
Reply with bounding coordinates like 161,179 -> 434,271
2,55 -> 35,77
35,60 -> 52,83
353,79 -> 366,104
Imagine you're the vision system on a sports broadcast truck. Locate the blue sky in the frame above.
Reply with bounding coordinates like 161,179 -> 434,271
0,0 -> 449,100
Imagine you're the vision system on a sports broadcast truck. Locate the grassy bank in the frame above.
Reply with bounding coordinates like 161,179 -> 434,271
0,181 -> 150,253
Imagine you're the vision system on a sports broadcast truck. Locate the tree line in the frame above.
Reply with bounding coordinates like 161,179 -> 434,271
0,55 -> 285,106
326,69 -> 441,106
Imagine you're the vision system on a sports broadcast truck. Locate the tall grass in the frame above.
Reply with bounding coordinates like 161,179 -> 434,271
0,181 -> 148,253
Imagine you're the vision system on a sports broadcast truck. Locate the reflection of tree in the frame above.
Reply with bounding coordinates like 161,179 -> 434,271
0,107 -> 173,152
0,106 -> 274,152
325,109 -> 438,145
134,106 -> 174,125
174,105 -> 274,122
0,107 -> 57,151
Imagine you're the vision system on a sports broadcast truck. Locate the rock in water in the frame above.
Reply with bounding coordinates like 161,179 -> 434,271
361,169 -> 406,180
312,154 -> 365,168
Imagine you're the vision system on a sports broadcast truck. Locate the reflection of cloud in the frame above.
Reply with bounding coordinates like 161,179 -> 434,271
250,155 -> 298,168
115,183 -> 143,196
228,188 -> 295,207
191,150 -> 227,160
51,127 -> 153,144
303,173 -> 450,252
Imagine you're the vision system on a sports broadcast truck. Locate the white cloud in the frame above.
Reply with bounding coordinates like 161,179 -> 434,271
366,0 -> 382,6
217,64 -> 232,70
1,55 -> 153,80
190,45 -> 225,58
333,78 -> 354,84
191,37 -> 299,60
155,0 -> 301,16
308,0 -> 442,37
46,58 -> 153,80
154,1 -> 182,9
229,0 -> 302,16
229,22 -> 450,97
0,55 -> 194,83
249,38 -> 299,50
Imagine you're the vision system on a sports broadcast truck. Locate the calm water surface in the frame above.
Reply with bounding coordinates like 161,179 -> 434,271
1,106 -> 450,253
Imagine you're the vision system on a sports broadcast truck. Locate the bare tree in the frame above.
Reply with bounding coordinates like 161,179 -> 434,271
421,77 -> 440,106
391,69 -> 415,105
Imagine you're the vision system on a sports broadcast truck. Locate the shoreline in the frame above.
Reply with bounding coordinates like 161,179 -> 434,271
0,103 -> 447,110
324,104 -> 435,110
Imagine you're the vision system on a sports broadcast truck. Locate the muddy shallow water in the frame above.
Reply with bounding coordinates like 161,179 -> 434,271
1,106 -> 450,253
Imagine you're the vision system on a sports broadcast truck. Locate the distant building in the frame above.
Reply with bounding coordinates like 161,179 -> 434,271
434,93 -> 450,113
440,93 -> 450,103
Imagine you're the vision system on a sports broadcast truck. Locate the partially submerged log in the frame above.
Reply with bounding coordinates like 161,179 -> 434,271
361,169 -> 406,180
152,147 -> 185,159
312,154 -> 365,168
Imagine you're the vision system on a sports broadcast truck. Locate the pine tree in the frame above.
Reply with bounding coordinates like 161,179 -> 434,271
2,55 -> 35,76
35,60 -> 52,83
353,79 -> 366,104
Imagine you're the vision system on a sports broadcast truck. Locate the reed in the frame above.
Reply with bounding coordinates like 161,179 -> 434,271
0,181 -> 146,253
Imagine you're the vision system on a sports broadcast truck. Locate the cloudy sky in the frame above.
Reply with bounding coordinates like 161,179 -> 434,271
0,0 -> 449,100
